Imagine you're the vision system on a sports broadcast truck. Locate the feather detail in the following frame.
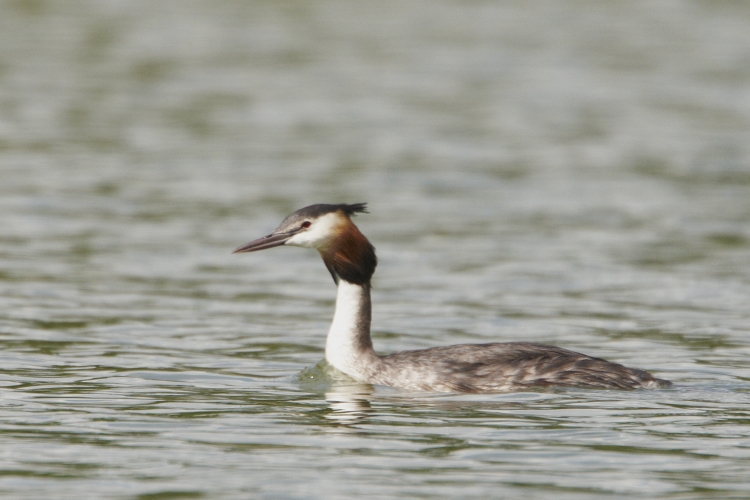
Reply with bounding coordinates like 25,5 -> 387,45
320,219 -> 377,285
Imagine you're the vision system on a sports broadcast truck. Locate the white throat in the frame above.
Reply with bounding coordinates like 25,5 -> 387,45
325,280 -> 377,380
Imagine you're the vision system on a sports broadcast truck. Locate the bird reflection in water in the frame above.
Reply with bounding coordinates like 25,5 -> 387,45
324,382 -> 374,427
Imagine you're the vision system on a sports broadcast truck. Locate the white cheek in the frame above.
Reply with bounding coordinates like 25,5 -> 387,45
285,213 -> 342,249
286,231 -> 317,248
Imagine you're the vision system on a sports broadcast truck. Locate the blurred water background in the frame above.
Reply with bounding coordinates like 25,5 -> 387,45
1,0 -> 750,498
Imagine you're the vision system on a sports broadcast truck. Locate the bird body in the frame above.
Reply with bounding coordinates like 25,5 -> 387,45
234,203 -> 671,393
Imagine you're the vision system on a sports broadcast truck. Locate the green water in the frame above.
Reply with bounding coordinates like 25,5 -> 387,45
1,1 -> 749,498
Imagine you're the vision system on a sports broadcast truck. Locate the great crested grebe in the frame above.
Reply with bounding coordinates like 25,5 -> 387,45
234,203 -> 671,393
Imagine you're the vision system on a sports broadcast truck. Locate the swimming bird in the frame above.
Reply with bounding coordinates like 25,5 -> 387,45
234,203 -> 672,393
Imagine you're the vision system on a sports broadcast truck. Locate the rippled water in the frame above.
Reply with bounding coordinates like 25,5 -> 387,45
1,1 -> 750,498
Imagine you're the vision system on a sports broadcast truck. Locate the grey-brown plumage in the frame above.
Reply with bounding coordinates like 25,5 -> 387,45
374,342 -> 671,392
234,203 -> 672,393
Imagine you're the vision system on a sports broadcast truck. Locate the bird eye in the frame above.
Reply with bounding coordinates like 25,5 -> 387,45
301,221 -> 311,229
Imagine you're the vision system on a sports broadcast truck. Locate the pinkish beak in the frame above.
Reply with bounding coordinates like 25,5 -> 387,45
232,232 -> 293,253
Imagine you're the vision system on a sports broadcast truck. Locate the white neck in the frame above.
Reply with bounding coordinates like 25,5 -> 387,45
325,280 -> 380,381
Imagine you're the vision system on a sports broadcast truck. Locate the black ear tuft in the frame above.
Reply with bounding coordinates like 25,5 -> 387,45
287,203 -> 370,222
340,203 -> 368,216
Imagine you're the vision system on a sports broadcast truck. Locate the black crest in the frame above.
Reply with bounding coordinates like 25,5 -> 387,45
339,203 -> 368,216
274,203 -> 370,235
293,203 -> 368,220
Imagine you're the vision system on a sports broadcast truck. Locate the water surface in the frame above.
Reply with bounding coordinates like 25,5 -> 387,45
1,1 -> 750,498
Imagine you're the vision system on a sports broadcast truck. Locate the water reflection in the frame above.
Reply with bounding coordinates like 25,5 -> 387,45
297,360 -> 375,427
1,0 -> 750,498
324,382 -> 374,427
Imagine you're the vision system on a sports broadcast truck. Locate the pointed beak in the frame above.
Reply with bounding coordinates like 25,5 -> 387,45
232,232 -> 293,253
